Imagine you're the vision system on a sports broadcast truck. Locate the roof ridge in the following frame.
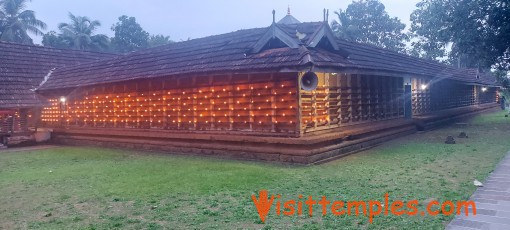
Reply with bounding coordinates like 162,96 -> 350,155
0,40 -> 120,56
43,27 -> 270,75
122,27 -> 271,56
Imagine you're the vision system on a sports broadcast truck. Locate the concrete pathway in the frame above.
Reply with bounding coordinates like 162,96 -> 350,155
447,151 -> 510,230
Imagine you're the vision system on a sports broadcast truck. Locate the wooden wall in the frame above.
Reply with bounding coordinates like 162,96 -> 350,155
430,80 -> 475,111
411,77 -> 431,114
412,77 -> 498,115
40,72 -> 498,137
477,85 -> 498,104
41,73 -> 300,136
300,73 -> 404,133
0,109 -> 29,135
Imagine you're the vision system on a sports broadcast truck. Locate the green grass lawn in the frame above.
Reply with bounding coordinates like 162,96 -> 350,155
1,110 -> 510,229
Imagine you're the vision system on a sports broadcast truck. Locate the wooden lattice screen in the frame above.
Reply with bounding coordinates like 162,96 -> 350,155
41,73 -> 300,136
300,73 -> 404,133
0,109 -> 28,134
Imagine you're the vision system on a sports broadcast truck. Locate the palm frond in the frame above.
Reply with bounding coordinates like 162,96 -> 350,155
0,0 -> 45,43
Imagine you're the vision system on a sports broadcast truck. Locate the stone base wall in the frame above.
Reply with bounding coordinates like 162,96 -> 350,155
50,104 -> 498,164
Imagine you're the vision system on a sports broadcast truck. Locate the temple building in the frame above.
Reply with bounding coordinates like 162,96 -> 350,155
1,11 -> 499,162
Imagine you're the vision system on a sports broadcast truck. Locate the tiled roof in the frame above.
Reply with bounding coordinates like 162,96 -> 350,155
278,22 -> 326,45
0,41 -> 119,108
0,78 -> 45,108
459,68 -> 498,85
334,39 -> 497,85
37,25 -> 318,90
277,14 -> 301,25
37,22 -> 498,92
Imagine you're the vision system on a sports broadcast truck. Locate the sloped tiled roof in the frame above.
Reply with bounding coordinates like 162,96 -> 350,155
38,25 -> 334,91
0,78 -> 45,108
334,39 -> 497,85
277,7 -> 301,25
278,22 -> 326,45
37,22 -> 498,92
459,68 -> 498,85
277,14 -> 301,25
0,41 -> 119,108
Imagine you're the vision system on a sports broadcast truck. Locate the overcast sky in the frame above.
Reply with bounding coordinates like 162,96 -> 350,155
29,0 -> 420,44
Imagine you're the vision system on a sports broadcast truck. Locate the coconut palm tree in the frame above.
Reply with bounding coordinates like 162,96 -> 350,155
331,10 -> 355,41
58,12 -> 109,51
0,0 -> 46,44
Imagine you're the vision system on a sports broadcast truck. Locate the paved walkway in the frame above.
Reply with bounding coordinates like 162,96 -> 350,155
447,151 -> 510,230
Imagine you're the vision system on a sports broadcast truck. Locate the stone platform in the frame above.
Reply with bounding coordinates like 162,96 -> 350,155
49,104 -> 498,164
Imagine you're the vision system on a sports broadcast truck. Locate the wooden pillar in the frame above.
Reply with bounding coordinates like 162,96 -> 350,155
364,75 -> 370,121
249,75 -> 254,131
11,111 -> 16,132
324,73 -> 332,128
404,83 -> 412,119
134,83 -> 138,128
296,72 -> 303,136
191,76 -> 197,130
351,74 -> 361,122
148,80 -> 153,129
228,74 -> 234,131
123,84 -> 127,128
17,109 -> 27,132
269,74 -> 276,132
312,81 -> 317,129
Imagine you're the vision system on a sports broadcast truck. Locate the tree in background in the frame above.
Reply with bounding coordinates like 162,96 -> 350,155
331,0 -> 408,53
41,30 -> 67,48
406,37 -> 446,62
148,34 -> 172,47
410,0 -> 510,70
494,50 -> 510,90
111,15 -> 149,53
55,12 -> 109,51
0,0 -> 46,44
495,70 -> 509,90
111,16 -> 173,53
